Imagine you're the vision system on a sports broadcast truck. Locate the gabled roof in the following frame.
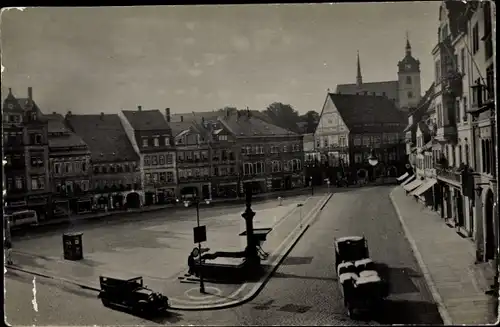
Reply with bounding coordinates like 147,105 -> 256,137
43,113 -> 88,149
220,111 -> 298,137
327,93 -> 406,134
122,109 -> 170,131
66,114 -> 139,163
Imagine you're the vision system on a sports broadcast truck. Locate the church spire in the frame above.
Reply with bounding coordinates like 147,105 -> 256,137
405,31 -> 412,56
356,50 -> 363,87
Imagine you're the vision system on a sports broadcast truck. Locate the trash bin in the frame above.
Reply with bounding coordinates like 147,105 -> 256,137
62,232 -> 83,261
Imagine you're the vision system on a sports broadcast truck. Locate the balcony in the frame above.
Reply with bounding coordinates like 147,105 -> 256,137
436,164 -> 462,186
469,82 -> 495,115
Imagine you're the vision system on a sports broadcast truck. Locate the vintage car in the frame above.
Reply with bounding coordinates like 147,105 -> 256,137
334,235 -> 370,270
339,272 -> 386,318
98,275 -> 169,316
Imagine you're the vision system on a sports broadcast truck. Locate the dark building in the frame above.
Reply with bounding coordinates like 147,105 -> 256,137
3,87 -> 51,219
66,112 -> 142,210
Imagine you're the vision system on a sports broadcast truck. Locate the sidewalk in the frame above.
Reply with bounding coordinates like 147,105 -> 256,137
7,193 -> 333,310
11,187 -> 315,233
390,187 -> 497,325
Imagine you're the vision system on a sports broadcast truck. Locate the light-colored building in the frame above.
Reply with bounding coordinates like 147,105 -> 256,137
120,107 -> 177,204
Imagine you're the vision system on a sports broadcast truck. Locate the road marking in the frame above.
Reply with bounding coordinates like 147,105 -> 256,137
171,283 -> 248,305
185,286 -> 222,300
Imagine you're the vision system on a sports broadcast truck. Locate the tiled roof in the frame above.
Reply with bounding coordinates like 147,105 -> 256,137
66,114 -> 139,163
122,109 -> 170,131
335,81 -> 399,100
43,113 -> 88,149
328,93 -> 406,134
221,111 -> 298,137
170,121 -> 195,137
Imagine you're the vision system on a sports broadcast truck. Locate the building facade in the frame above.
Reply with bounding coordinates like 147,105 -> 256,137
45,113 -> 92,216
170,116 -> 212,200
315,93 -> 407,184
3,87 -> 51,219
404,0 -> 497,272
66,112 -> 143,210
120,107 -> 177,205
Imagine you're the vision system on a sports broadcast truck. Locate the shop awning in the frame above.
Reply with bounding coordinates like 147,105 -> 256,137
401,175 -> 416,186
397,172 -> 409,182
403,179 -> 423,192
410,179 -> 437,197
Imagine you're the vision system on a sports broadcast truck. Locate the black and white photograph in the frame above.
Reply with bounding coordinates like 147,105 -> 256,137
2,2 -> 498,325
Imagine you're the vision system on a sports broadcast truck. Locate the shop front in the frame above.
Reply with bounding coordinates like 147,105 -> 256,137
241,178 -> 266,195
27,195 -> 50,221
214,181 -> 239,199
291,173 -> 304,188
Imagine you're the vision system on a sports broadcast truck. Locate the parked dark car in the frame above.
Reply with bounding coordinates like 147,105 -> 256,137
98,275 -> 169,316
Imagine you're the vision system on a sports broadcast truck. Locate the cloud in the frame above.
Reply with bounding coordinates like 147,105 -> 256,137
185,22 -> 196,31
188,69 -> 203,77
202,53 -> 228,66
289,78 -> 298,87
217,90 -> 231,100
232,36 -> 250,51
175,89 -> 186,95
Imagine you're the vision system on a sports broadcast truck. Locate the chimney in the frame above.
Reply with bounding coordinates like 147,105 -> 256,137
28,87 -> 33,101
165,108 -> 171,122
67,110 -> 72,116
180,115 -> 184,122
100,112 -> 104,120
53,111 -> 57,115
138,105 -> 142,111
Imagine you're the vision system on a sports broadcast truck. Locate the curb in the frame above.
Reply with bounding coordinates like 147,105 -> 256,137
169,192 -> 333,311
389,188 -> 453,325
6,265 -> 101,292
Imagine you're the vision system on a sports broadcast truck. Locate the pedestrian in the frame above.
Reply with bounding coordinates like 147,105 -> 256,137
5,238 -> 13,265
187,252 -> 196,276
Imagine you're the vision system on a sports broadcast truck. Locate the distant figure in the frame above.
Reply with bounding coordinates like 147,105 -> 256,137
187,252 -> 197,276
5,237 -> 13,265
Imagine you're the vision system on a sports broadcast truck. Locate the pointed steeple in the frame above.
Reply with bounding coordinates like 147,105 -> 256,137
405,31 -> 412,56
356,50 -> 363,87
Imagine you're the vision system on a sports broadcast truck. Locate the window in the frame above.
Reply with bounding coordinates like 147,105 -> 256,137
354,137 -> 361,146
407,91 -> 413,99
362,136 -> 370,146
152,155 -> 158,165
243,163 -> 253,175
460,48 -> 465,74
167,153 -> 174,164
167,172 -> 174,182
54,163 -> 61,174
153,138 -> 159,147
472,23 -> 479,54
283,145 -> 288,152
159,155 -> 165,165
31,177 -> 39,190
145,173 -> 151,183
324,137 -> 329,148
15,177 -> 23,189
142,138 -> 148,147
144,156 -> 150,166
435,60 -> 441,82
160,172 -> 166,182
406,76 -> 412,85
456,99 -> 461,123
463,96 -> 468,121
382,92 -> 386,96
164,137 -> 170,146
486,64 -> 495,100
218,135 -> 228,141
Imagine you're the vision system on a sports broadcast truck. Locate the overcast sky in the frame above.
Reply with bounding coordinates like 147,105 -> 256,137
1,3 -> 440,115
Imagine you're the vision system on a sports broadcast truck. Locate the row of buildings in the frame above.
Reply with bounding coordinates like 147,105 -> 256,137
400,1 -> 496,269
3,90 -> 304,219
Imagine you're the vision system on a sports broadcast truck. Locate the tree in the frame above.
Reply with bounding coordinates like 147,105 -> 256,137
264,102 -> 301,133
299,110 -> 320,134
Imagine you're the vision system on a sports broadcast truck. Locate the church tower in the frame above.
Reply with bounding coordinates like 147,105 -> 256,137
356,50 -> 363,88
397,33 -> 422,111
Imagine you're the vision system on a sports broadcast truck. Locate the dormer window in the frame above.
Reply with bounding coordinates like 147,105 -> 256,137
164,137 -> 170,146
153,138 -> 159,147
218,135 -> 228,141
142,138 -> 148,147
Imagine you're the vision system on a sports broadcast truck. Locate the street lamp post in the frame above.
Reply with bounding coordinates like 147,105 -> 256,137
368,149 -> 379,182
297,203 -> 304,228
241,184 -> 259,266
184,197 -> 210,294
310,176 -> 314,196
